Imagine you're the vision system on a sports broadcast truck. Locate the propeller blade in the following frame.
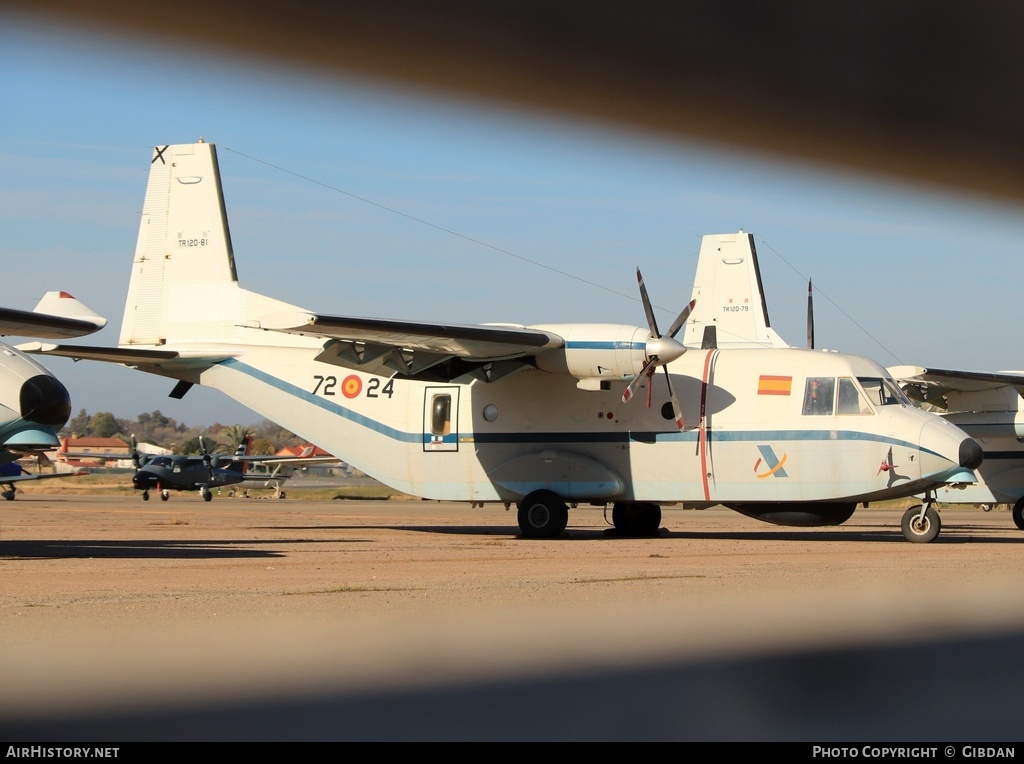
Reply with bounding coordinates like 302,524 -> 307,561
663,367 -> 685,430
130,434 -> 141,468
665,299 -> 697,340
807,279 -> 815,350
198,436 -> 215,478
636,268 -> 661,338
621,356 -> 659,403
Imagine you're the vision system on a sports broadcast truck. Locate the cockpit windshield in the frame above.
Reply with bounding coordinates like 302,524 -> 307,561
857,377 -> 911,407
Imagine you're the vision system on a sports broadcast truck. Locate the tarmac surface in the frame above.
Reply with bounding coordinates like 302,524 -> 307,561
3,494 -> 1024,741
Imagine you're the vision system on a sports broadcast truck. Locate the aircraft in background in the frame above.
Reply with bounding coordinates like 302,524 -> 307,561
21,141 -> 982,538
68,434 -> 339,501
130,435 -> 257,501
885,366 -> 1024,530
0,291 -> 106,499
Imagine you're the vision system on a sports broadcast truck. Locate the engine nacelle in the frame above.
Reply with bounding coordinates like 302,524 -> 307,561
530,323 -> 652,381
943,410 -> 1024,441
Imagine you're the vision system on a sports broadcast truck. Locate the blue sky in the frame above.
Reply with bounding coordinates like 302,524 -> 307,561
3,12 -> 1024,429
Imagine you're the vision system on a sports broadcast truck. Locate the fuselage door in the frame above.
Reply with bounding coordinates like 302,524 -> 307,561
423,386 -> 460,452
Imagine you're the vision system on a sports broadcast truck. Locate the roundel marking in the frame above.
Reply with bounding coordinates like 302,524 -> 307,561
342,375 -> 362,398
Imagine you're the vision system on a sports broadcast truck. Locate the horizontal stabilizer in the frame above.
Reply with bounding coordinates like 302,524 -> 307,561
15,343 -> 181,365
0,292 -> 106,339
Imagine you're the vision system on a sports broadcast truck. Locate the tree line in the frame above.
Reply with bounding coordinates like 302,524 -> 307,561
63,409 -> 302,456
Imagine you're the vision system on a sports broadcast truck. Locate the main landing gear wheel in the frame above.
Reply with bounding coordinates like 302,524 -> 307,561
1012,498 -> 1024,531
611,502 -> 662,536
517,490 -> 569,539
201,488 -> 213,502
160,490 -> 170,501
901,504 -> 940,543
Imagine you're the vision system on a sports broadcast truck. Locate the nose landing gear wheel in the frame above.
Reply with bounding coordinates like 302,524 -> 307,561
517,490 -> 569,539
901,504 -> 940,543
142,491 -> 149,501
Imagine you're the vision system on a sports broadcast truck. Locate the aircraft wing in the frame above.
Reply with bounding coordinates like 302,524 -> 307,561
888,365 -> 1024,407
0,291 -> 107,340
0,468 -> 88,484
231,454 -> 340,465
260,312 -> 563,357
259,311 -> 564,380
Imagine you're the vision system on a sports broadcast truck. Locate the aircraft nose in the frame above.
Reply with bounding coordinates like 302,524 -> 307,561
20,374 -> 71,428
918,417 -> 982,484
959,436 -> 984,470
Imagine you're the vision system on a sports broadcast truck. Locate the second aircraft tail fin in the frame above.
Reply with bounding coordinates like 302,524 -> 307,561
683,230 -> 791,349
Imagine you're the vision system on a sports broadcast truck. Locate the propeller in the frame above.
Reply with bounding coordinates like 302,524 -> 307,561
807,278 -> 815,350
129,434 -> 148,468
620,268 -> 695,429
198,436 -> 216,479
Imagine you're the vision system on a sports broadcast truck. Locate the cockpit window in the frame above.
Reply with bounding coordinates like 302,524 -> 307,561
858,377 -> 909,407
151,457 -> 171,468
837,377 -> 872,415
802,377 -> 835,415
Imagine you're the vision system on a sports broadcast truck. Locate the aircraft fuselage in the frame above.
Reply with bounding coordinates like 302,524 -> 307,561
189,343 -> 976,515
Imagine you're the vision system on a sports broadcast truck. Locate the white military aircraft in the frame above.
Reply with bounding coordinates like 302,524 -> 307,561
885,365 -> 1024,530
0,291 -> 106,499
20,142 -> 983,537
680,229 -> 1024,542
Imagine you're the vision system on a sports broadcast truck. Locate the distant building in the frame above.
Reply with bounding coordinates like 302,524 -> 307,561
58,436 -> 131,465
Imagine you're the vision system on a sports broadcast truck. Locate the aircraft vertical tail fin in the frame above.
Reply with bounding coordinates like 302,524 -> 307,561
226,435 -> 252,475
119,141 -> 303,350
682,231 -> 791,349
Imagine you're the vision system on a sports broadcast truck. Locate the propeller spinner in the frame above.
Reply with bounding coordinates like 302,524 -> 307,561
620,268 -> 695,429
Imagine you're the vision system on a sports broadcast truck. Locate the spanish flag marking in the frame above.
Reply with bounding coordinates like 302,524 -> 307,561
758,375 -> 792,396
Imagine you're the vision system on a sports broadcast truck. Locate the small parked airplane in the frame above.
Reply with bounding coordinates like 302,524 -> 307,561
0,291 -> 106,499
130,435 -> 257,501
19,142 -> 983,537
71,434 -> 338,501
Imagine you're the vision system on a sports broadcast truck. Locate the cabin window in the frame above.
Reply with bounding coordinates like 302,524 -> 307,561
858,377 -> 907,407
172,463 -> 182,473
802,377 -> 835,415
837,377 -> 872,415
431,394 -> 452,436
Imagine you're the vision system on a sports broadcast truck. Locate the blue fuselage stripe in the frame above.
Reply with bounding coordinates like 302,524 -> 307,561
218,359 -> 925,452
